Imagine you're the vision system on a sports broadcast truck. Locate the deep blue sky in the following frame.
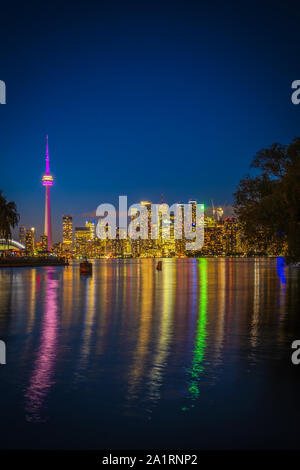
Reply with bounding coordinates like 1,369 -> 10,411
1,0 -> 300,241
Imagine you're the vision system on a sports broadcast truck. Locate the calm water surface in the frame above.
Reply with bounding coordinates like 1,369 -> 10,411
0,258 -> 300,449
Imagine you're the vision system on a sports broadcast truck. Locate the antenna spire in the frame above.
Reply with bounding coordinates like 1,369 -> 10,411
45,135 -> 50,174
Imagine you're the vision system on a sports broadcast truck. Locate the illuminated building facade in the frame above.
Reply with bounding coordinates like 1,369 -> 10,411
111,228 -> 127,257
62,216 -> 73,253
189,199 -> 197,229
19,225 -> 26,246
85,220 -> 96,239
223,217 -> 238,254
175,203 -> 185,256
42,136 -> 54,251
25,228 -> 35,254
75,227 -> 90,257
140,201 -> 153,254
40,234 -> 49,252
201,225 -> 224,256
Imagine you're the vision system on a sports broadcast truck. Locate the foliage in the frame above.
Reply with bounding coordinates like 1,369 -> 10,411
0,190 -> 20,241
234,138 -> 300,263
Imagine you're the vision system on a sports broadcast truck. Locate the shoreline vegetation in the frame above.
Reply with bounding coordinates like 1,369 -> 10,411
234,137 -> 300,264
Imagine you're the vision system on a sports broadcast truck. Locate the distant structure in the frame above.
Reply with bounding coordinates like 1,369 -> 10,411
216,207 -> 224,222
75,226 -> 90,257
63,216 -> 73,252
40,234 -> 49,252
19,225 -> 26,245
42,136 -> 54,251
188,199 -> 197,227
85,220 -> 96,239
0,239 -> 25,251
25,228 -> 35,254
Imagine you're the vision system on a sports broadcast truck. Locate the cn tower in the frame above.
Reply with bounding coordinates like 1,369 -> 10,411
42,136 -> 54,251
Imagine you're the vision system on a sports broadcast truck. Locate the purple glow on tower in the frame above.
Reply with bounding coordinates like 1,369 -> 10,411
45,135 -> 50,175
42,136 -> 54,251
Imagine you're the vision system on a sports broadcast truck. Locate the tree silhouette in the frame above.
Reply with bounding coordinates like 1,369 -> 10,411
0,190 -> 20,241
234,138 -> 300,263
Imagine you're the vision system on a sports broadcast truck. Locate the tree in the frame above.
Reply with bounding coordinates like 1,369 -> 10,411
0,191 -> 20,241
234,138 -> 300,263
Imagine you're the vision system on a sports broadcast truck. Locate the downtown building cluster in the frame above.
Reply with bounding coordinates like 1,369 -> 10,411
35,202 -> 254,259
14,138 -> 284,260
19,202 -> 283,259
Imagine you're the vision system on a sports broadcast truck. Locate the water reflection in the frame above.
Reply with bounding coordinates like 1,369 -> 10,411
187,258 -> 208,401
0,258 -> 299,448
24,268 -> 59,422
148,260 -> 174,402
127,260 -> 154,399
277,257 -> 287,286
75,271 -> 96,381
251,259 -> 260,348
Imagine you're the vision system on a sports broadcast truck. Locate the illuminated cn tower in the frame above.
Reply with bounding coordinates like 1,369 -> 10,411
42,136 -> 54,251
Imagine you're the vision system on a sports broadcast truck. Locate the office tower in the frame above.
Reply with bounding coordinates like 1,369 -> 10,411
140,201 -> 152,253
42,136 -> 54,251
175,203 -> 185,256
40,234 -> 49,252
85,220 -> 95,239
156,204 -> 175,256
223,217 -> 238,254
202,225 -> 224,256
25,228 -> 35,254
140,201 -> 152,238
63,215 -> 73,252
131,238 -> 142,258
19,225 -> 26,246
75,226 -> 90,257
188,199 -> 197,228
111,227 -> 127,257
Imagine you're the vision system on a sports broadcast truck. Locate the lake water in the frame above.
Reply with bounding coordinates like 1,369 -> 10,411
0,258 -> 300,449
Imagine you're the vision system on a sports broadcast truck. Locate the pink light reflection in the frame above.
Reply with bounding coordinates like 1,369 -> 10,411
24,268 -> 59,422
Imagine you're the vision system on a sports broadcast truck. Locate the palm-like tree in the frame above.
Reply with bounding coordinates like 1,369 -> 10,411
0,191 -> 19,241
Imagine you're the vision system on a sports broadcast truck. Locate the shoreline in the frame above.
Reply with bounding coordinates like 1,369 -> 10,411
0,258 -> 68,268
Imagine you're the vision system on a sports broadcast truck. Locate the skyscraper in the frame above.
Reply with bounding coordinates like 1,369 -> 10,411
19,225 -> 26,246
40,234 -> 49,252
75,227 -> 90,257
140,201 -> 152,253
42,136 -> 54,251
85,220 -> 95,239
63,215 -> 73,252
25,227 -> 35,254
188,199 -> 197,228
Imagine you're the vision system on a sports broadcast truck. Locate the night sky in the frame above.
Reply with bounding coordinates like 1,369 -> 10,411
1,0 -> 300,241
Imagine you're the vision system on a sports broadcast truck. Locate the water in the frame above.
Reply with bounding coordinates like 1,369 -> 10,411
0,258 -> 299,449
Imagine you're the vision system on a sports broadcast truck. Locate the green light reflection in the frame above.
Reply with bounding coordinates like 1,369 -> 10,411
187,258 -> 208,401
